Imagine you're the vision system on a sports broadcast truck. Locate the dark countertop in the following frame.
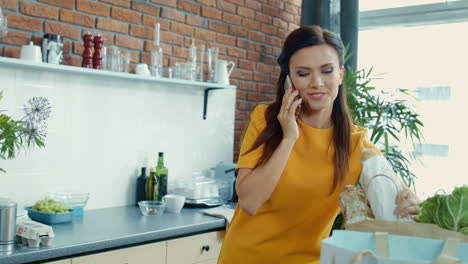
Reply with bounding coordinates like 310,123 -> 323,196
0,204 -> 232,264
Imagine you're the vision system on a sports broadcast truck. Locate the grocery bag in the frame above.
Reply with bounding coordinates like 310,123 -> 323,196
346,219 -> 468,243
320,230 -> 468,264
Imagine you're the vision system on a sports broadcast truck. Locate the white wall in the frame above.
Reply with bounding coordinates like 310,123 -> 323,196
0,62 -> 236,210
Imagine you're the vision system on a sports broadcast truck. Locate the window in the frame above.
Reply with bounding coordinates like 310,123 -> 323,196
358,4 -> 468,198
359,0 -> 460,11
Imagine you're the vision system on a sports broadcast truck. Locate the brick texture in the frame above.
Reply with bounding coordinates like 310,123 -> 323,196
160,7 -> 185,23
0,29 -> 30,45
130,24 -> 153,40
96,18 -> 128,34
60,9 -> 94,28
101,0 -> 131,8
0,0 -> 303,162
217,0 -> 236,13
178,0 -> 201,15
150,0 -> 177,8
45,21 -> 81,40
4,13 -> 42,32
20,2 -> 58,20
111,7 -> 141,24
131,2 -> 160,16
0,0 -> 18,11
4,46 -> 20,58
115,35 -> 143,50
77,0 -> 111,16
38,0 -> 75,9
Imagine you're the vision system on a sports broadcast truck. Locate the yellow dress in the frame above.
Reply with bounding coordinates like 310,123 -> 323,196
217,104 -> 379,264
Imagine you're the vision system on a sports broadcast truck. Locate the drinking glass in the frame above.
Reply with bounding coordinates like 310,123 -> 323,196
151,46 -> 163,77
120,50 -> 130,73
207,47 -> 219,83
195,45 -> 205,82
0,9 -> 8,39
107,45 -> 121,72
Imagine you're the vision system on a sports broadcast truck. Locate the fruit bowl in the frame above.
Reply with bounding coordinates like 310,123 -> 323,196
25,206 -> 74,225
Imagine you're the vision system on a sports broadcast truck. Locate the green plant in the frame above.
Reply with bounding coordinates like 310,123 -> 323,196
344,67 -> 424,188
331,63 -> 424,233
0,91 -> 51,172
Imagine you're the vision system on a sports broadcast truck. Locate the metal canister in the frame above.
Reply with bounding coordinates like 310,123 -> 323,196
0,198 -> 17,252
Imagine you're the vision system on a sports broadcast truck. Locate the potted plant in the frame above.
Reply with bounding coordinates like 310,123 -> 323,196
0,91 -> 51,172
331,62 -> 424,231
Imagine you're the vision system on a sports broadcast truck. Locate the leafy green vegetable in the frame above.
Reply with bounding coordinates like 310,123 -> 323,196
415,185 -> 468,233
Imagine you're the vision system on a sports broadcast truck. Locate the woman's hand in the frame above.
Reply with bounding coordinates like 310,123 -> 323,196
394,186 -> 421,218
278,82 -> 302,141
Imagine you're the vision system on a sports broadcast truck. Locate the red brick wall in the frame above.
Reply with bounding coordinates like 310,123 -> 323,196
0,0 -> 302,161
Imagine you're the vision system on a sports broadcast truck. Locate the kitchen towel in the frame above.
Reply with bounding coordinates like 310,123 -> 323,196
200,205 -> 234,230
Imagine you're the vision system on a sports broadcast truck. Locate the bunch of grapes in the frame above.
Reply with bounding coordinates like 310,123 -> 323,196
32,198 -> 71,214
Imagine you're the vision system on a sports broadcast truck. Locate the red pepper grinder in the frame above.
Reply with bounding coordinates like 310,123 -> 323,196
93,34 -> 104,69
81,32 -> 94,68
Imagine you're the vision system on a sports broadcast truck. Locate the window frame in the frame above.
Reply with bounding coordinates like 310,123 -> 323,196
359,0 -> 468,31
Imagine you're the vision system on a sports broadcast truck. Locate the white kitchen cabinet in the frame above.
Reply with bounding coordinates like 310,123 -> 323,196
42,260 -> 72,264
166,230 -> 225,264
71,241 -> 166,264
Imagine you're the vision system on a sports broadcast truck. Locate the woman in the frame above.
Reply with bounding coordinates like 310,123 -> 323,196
217,25 -> 420,264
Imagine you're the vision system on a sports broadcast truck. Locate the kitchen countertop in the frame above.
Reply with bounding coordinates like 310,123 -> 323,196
0,204 -> 233,264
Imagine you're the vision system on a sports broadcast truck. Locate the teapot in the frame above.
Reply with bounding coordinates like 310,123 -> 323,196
215,59 -> 235,85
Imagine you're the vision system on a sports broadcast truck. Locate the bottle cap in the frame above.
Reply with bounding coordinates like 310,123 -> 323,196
158,152 -> 163,156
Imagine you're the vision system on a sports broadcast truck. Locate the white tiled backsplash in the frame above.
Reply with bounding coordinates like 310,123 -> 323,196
0,64 -> 236,210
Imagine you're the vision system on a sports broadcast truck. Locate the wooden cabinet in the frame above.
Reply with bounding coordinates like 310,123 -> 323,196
42,260 -> 72,264
72,241 -> 166,264
39,230 -> 224,264
166,231 -> 225,264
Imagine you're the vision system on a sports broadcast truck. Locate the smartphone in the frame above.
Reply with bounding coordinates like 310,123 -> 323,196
285,75 -> 301,119
285,75 -> 293,91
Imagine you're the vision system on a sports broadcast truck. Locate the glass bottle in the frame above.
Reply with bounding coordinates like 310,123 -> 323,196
145,168 -> 156,200
136,167 -> 147,205
156,152 -> 168,201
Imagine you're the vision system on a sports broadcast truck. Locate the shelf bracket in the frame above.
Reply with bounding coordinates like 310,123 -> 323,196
203,88 -> 223,120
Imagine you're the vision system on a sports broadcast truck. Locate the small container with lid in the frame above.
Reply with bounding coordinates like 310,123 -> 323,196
0,198 -> 17,252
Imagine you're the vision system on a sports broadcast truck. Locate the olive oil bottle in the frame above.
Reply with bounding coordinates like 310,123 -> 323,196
155,152 -> 168,201
145,168 -> 156,200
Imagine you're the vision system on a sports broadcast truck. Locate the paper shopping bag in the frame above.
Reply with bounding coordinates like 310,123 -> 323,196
320,230 -> 468,264
345,219 -> 468,243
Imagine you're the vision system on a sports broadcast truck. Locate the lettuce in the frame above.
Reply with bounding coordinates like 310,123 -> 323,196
415,185 -> 468,233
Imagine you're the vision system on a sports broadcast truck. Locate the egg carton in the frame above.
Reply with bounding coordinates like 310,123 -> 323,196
16,219 -> 55,247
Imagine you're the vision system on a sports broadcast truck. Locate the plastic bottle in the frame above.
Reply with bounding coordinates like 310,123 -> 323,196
136,167 -> 147,204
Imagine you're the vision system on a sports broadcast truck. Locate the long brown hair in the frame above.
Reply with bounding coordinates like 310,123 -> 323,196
244,25 -> 353,194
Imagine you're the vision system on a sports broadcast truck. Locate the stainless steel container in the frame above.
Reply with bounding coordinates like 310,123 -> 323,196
0,198 -> 17,252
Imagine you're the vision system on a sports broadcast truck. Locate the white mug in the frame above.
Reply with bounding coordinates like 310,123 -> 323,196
162,194 -> 186,213
20,41 -> 42,63
135,63 -> 150,75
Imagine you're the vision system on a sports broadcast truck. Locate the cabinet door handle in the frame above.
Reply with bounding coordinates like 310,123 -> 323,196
202,245 -> 210,252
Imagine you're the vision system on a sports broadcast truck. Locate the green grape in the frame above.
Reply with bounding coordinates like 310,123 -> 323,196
32,198 -> 71,214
